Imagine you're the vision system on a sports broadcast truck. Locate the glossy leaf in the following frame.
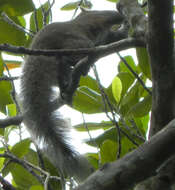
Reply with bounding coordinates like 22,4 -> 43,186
0,148 -> 5,171
118,55 -> 138,75
79,76 -> 100,93
61,0 -> 92,10
0,81 -> 13,113
86,127 -> 117,147
136,48 -> 151,80
0,55 -> 3,76
112,76 -> 122,103
2,149 -> 38,180
30,2 -> 50,32
0,0 -> 34,16
11,164 -> 40,189
0,16 -> 26,46
128,95 -> 152,117
30,185 -> 44,190
100,140 -> 117,164
119,83 -> 140,116
86,153 -> 99,169
73,86 -> 104,113
105,0 -> 119,2
117,72 -> 135,97
11,139 -> 31,158
74,121 -> 113,131
6,104 -> 16,117
3,104 -> 18,142
133,114 -> 149,135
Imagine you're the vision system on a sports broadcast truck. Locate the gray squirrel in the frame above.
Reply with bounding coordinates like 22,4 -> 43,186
20,9 -> 128,182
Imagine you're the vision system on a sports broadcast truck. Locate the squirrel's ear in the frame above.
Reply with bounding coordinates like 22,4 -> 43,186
80,7 -> 89,12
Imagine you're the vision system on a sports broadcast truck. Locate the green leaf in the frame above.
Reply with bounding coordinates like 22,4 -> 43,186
128,95 -> 152,117
136,48 -> 151,80
105,0 -> 119,2
30,2 -> 50,32
86,153 -> 99,169
0,54 -> 3,76
133,114 -> 149,135
11,139 -> 31,158
121,137 -> 137,156
0,0 -> 35,16
117,72 -> 135,96
118,55 -> 138,75
86,126 -> 139,157
112,76 -> 122,103
30,185 -> 44,190
100,140 -> 117,164
4,104 -> 18,142
0,148 -> 5,171
0,81 -> 13,113
119,83 -> 140,116
61,0 -> 92,11
6,104 -> 16,117
11,164 -> 40,189
79,76 -> 100,93
2,149 -> 39,179
74,122 -> 113,131
86,127 -> 117,147
0,16 -> 26,46
105,85 -> 118,107
73,86 -> 104,114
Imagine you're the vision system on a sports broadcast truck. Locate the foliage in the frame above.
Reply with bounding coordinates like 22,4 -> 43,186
0,0 -> 153,189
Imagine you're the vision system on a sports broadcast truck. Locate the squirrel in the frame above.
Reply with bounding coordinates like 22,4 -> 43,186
20,9 -> 128,182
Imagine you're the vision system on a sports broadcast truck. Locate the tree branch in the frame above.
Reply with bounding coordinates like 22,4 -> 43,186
0,38 -> 145,57
0,115 -> 23,128
0,175 -> 16,190
75,119 -> 175,190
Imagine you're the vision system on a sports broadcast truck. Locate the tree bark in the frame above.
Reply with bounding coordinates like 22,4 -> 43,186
147,0 -> 174,137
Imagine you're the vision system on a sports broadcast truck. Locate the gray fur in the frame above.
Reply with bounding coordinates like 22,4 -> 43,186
20,10 -> 126,182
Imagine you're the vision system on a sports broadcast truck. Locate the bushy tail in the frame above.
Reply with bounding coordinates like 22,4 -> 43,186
20,55 -> 92,182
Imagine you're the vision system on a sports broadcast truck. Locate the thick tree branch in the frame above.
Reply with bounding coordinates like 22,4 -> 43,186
75,119 -> 175,190
147,1 -> 174,137
0,115 -> 23,128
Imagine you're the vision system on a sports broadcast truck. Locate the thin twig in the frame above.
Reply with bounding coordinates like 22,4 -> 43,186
45,0 -> 55,23
0,76 -> 19,81
0,152 -> 61,190
81,114 -> 101,165
93,67 -> 140,148
72,0 -> 84,19
33,8 -> 39,32
140,1 -> 147,8
93,66 -> 122,158
117,52 -> 152,95
0,175 -> 16,190
1,12 -> 34,37
3,63 -> 21,113
0,152 -> 44,184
